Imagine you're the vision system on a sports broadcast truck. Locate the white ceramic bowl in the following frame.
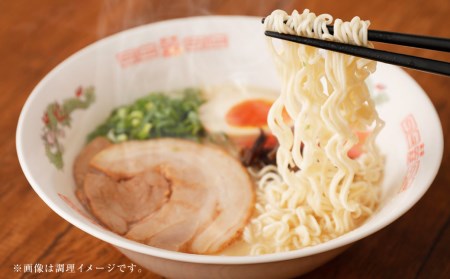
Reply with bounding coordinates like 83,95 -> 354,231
16,16 -> 443,279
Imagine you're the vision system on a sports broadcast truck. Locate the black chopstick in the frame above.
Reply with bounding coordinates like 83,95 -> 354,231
264,31 -> 450,76
326,26 -> 450,52
261,18 -> 450,52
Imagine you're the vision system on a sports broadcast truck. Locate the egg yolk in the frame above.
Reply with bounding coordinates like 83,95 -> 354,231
226,99 -> 273,127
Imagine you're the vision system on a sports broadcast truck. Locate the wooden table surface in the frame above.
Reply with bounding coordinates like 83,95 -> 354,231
1,0 -> 449,278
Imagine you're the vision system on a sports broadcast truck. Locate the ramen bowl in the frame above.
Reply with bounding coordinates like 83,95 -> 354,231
16,16 -> 443,279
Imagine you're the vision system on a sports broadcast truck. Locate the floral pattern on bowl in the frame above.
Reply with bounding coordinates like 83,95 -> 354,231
41,86 -> 95,169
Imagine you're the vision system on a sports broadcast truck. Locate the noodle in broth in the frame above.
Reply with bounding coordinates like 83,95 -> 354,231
241,9 -> 384,255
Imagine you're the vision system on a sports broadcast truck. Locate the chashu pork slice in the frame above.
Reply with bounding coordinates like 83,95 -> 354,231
87,138 -> 255,254
124,166 -> 218,252
73,137 -> 112,206
83,168 -> 171,235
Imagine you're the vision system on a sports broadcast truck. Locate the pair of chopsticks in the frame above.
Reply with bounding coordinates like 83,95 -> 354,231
261,18 -> 450,76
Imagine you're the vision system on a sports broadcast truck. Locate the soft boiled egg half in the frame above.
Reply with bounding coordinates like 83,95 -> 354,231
199,84 -> 281,149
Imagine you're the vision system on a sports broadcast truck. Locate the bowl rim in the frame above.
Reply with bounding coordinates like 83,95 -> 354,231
16,15 -> 444,265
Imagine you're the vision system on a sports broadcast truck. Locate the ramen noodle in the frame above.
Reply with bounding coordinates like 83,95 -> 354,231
242,9 -> 384,254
